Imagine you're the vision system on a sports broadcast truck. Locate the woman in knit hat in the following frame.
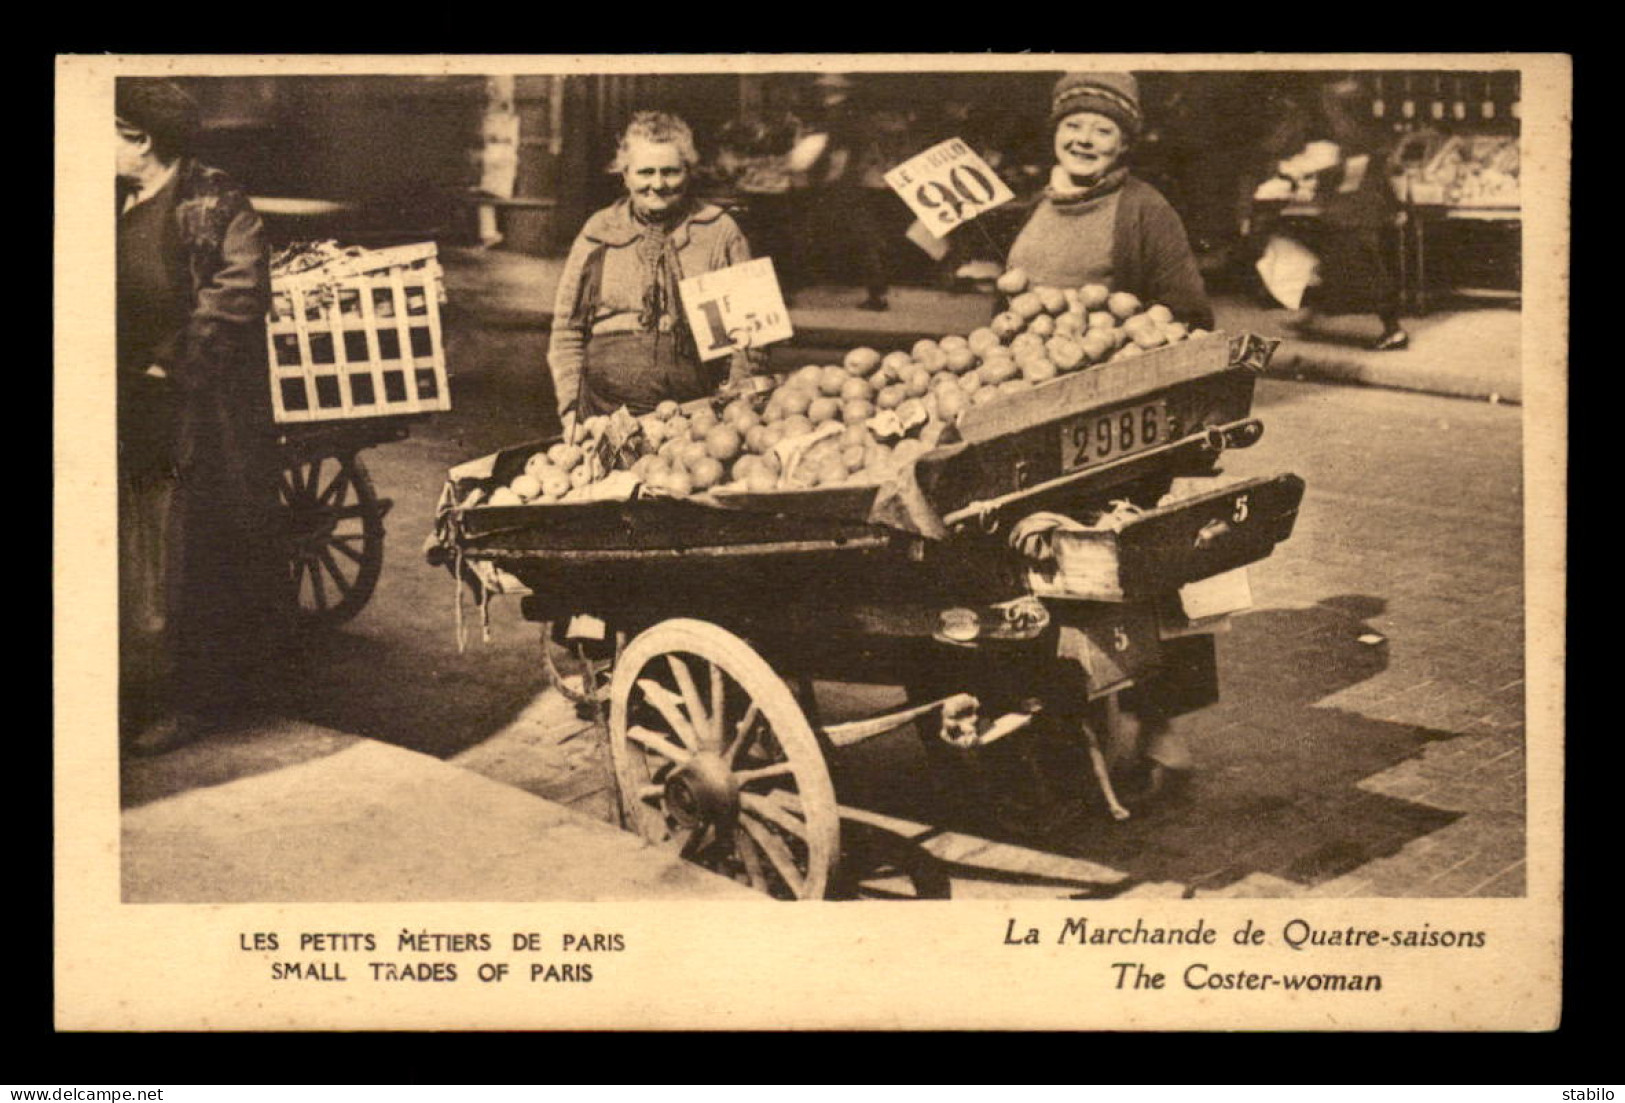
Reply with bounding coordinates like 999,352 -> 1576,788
1006,72 -> 1213,329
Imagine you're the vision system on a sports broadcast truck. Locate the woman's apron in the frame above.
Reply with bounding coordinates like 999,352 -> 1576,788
578,329 -> 719,419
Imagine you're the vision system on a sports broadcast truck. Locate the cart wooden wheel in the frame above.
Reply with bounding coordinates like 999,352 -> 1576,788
608,618 -> 841,900
280,451 -> 385,629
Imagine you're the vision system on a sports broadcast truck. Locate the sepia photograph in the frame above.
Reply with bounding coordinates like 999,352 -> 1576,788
55,53 -> 1567,1031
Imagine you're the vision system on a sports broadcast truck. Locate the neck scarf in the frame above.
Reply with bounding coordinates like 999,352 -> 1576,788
1045,163 -> 1130,209
631,197 -> 697,359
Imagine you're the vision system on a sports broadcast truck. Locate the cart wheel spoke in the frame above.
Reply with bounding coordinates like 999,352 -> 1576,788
735,829 -> 770,891
308,558 -> 329,610
609,620 -> 838,899
328,537 -> 364,565
318,466 -> 352,508
626,724 -> 692,766
733,763 -> 795,789
279,472 -> 303,507
740,791 -> 808,841
665,654 -> 715,750
325,503 -> 374,522
316,547 -> 355,597
635,678 -> 703,750
739,815 -> 806,897
677,822 -> 712,862
709,662 -> 726,746
725,702 -> 762,766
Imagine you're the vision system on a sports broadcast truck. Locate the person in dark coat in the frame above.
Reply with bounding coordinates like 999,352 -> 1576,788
117,79 -> 284,755
1306,79 -> 1410,350
1003,71 -> 1214,330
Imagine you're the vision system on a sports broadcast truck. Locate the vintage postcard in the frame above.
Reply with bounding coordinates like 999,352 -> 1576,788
55,52 -> 1567,1031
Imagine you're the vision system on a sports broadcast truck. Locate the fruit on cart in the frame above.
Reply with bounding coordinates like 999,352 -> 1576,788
818,365 -> 848,396
995,267 -> 1029,294
704,424 -> 743,462
1010,332 -> 1045,359
843,346 -> 881,375
935,382 -> 967,421
807,396 -> 841,425
1019,355 -> 1057,383
663,467 -> 694,497
1010,291 -> 1045,320
485,280 -> 1219,507
524,452 -> 557,481
540,468 -> 572,499
979,358 -> 1018,387
1078,283 -> 1110,310
548,442 -> 583,470
990,311 -> 1025,340
1046,335 -> 1086,371
842,398 -> 875,424
1035,286 -> 1069,314
1107,291 -> 1142,319
688,455 -> 724,490
967,327 -> 1001,356
776,387 -> 813,417
488,486 -> 524,507
1125,314 -> 1168,349
880,351 -> 914,379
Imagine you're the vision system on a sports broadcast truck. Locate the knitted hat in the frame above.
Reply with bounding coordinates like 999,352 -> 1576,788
1049,72 -> 1142,139
115,79 -> 200,160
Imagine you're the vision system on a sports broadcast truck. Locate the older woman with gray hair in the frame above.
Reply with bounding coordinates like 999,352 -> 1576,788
548,111 -> 759,431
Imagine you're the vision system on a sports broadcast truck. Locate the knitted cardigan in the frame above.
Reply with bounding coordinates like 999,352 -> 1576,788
1003,173 -> 1214,330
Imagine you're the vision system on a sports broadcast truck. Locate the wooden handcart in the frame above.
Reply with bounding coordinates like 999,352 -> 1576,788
432,332 -> 1304,898
268,241 -> 452,629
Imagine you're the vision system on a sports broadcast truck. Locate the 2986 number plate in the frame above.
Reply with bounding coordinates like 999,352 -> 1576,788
1061,401 -> 1168,472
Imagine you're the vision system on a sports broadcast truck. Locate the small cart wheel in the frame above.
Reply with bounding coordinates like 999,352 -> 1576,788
280,451 -> 384,629
608,618 -> 840,900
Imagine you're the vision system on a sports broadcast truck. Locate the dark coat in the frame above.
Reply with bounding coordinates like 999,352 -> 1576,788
118,159 -> 283,708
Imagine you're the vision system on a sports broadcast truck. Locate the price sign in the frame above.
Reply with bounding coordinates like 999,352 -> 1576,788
884,138 -> 1015,239
678,257 -> 794,363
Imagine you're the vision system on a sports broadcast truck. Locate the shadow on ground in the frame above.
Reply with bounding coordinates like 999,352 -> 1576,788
829,594 -> 1466,897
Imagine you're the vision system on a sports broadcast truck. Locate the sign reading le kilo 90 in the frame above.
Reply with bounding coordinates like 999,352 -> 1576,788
885,138 -> 1015,239
678,257 -> 795,362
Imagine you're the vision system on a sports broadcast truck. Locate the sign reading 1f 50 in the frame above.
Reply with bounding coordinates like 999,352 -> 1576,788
885,138 -> 1015,239
678,257 -> 794,362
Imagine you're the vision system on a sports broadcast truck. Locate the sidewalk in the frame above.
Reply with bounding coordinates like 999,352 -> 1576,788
441,246 -> 1522,404
122,731 -> 758,902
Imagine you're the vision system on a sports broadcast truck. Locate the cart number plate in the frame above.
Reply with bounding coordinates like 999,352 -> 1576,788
1061,401 -> 1168,472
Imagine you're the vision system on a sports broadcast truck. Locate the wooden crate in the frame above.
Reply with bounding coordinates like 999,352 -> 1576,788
267,242 -> 451,424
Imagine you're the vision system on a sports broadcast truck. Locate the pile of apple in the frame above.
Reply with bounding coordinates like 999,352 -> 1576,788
481,269 -> 1208,502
